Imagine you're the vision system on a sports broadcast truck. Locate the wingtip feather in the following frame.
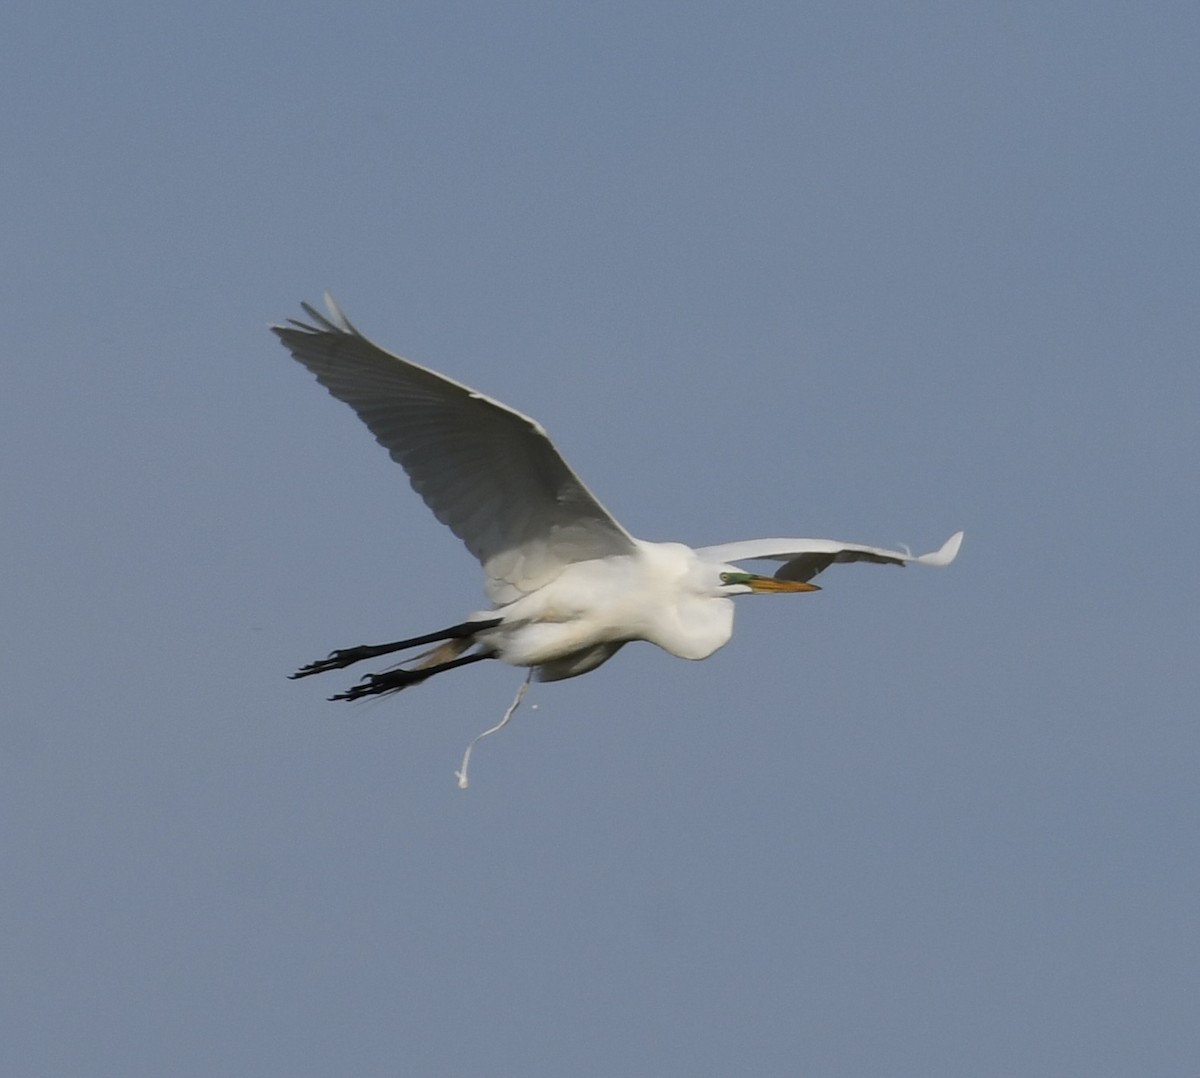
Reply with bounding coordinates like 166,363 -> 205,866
269,295 -> 360,339
917,530 -> 963,567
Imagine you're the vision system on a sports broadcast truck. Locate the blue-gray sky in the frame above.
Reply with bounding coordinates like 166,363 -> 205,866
3,3 -> 1197,1075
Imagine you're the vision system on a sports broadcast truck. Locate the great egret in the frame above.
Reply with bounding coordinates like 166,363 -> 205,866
274,297 -> 961,733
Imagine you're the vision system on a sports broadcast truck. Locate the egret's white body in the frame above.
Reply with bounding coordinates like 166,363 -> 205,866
274,297 -> 962,703
473,541 -> 741,676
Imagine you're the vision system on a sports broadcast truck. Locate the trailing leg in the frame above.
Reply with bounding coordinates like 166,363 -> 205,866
330,649 -> 496,701
290,617 -> 502,679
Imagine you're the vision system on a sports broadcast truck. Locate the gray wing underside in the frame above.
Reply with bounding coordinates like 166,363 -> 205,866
695,531 -> 963,583
272,296 -> 637,604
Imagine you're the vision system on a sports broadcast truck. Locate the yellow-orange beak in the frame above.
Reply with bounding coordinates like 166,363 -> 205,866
746,575 -> 821,594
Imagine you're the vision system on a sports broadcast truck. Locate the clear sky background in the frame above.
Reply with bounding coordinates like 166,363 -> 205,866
3,3 -> 1197,1076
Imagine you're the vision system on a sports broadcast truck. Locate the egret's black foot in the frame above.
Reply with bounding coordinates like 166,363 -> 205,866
291,645 -> 391,679
330,667 -> 435,701
330,650 -> 497,701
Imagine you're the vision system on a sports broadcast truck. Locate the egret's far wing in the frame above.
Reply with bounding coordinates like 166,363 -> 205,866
695,531 -> 963,583
273,297 -> 636,602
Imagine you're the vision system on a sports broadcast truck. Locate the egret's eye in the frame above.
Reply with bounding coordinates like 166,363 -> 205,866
720,571 -> 751,585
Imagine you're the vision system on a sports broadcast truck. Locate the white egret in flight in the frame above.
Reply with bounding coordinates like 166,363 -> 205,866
274,298 -> 961,768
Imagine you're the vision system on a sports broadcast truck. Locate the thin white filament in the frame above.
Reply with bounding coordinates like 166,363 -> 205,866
455,670 -> 533,790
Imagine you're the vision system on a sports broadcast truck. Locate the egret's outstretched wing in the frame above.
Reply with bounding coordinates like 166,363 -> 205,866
696,531 -> 963,583
273,296 -> 636,603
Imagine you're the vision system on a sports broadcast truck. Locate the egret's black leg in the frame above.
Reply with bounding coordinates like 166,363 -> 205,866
290,618 -> 502,679
330,650 -> 497,701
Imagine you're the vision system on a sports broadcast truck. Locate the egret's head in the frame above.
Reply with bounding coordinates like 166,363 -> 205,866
718,570 -> 820,596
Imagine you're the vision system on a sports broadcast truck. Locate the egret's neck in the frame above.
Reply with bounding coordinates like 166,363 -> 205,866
633,540 -> 737,660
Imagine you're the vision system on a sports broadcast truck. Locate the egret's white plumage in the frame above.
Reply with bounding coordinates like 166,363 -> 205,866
273,296 -> 962,704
